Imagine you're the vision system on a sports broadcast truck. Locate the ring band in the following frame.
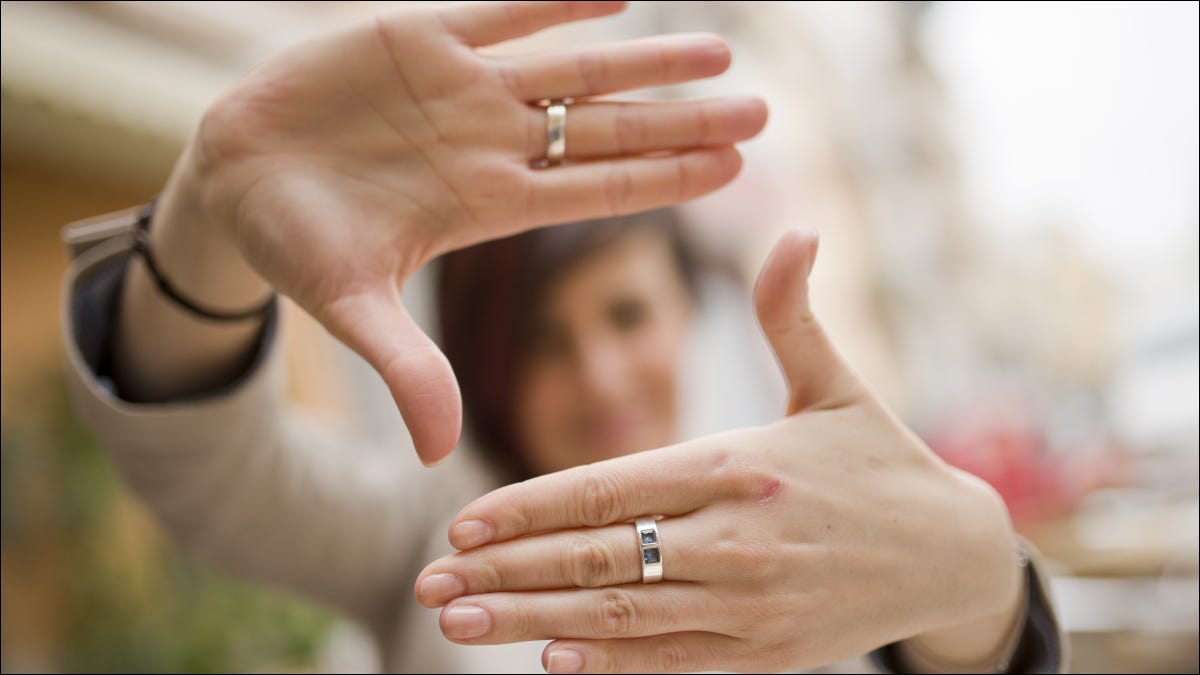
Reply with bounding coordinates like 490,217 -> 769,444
538,98 -> 571,166
634,516 -> 663,583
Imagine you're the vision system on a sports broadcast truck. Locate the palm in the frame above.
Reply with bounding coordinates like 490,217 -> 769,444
210,19 -> 516,298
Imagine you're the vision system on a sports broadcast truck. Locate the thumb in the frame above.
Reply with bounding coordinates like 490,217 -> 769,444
753,228 -> 862,415
322,287 -> 462,466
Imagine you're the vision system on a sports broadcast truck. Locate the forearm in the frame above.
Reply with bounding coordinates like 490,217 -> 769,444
63,212 -> 433,629
112,144 -> 272,401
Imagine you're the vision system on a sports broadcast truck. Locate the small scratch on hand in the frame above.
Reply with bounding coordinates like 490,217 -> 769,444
758,479 -> 782,504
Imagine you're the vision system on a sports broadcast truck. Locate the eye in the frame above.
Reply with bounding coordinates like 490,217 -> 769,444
608,297 -> 647,332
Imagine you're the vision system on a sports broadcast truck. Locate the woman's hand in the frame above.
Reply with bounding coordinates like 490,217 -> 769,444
154,0 -> 767,464
414,230 -> 1024,673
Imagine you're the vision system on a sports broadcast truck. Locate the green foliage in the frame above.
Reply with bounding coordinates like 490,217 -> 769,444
1,375 -> 333,673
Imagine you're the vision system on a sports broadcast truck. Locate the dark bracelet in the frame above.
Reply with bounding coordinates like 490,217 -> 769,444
130,200 -> 275,322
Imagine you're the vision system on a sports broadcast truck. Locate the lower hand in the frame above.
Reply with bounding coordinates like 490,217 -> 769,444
415,230 -> 1023,673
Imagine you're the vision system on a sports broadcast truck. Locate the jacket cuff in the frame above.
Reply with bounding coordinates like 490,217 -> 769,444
63,218 -> 277,406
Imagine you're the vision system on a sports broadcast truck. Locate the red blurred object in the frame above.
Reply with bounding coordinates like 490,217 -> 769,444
926,398 -> 1127,525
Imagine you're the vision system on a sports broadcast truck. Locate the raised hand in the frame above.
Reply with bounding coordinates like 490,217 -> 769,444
156,0 -> 767,464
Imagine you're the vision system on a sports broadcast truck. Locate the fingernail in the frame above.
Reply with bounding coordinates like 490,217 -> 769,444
795,228 -> 819,274
451,519 -> 493,549
547,649 -> 584,674
419,574 -> 465,606
420,448 -> 452,467
442,605 -> 491,640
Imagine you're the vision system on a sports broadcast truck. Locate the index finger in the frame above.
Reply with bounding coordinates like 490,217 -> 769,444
447,430 -> 763,549
438,1 -> 627,47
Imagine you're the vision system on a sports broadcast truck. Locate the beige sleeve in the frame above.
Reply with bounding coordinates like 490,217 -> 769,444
61,236 -> 442,634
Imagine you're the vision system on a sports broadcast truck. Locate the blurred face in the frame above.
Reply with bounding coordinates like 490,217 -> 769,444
514,230 -> 693,475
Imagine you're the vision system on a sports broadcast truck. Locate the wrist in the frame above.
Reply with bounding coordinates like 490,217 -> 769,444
152,144 -> 273,313
904,472 -> 1026,670
113,151 -> 276,400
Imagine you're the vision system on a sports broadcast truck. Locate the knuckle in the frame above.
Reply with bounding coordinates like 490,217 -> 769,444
498,599 -> 536,641
472,551 -> 506,591
490,484 -> 535,539
693,103 -> 712,146
524,104 -> 544,157
741,539 -> 783,582
745,591 -> 791,634
708,448 -> 736,472
705,452 -> 758,498
596,588 -> 640,635
674,153 -> 689,202
563,536 -> 618,587
497,64 -> 526,99
706,448 -> 786,505
509,504 -> 533,541
576,50 -> 610,93
651,635 -> 691,672
585,647 -> 619,674
652,43 -> 673,80
613,105 -> 647,154
712,532 -> 779,584
577,472 -> 625,527
707,537 -> 743,576
603,165 -> 635,215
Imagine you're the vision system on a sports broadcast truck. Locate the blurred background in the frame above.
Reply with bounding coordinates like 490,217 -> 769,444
2,1 -> 1196,672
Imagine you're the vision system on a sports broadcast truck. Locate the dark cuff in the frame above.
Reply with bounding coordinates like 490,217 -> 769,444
869,553 -> 1064,674
69,248 -> 277,404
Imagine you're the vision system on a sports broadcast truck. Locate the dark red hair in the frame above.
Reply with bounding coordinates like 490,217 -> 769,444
436,209 -> 695,481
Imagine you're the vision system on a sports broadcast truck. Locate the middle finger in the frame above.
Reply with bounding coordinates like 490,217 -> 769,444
500,33 -> 732,101
417,516 -> 709,607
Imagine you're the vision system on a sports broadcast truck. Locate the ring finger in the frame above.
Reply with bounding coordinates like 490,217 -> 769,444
524,97 -> 767,162
417,516 -> 709,607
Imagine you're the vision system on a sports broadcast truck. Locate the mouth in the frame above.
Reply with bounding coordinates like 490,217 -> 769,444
579,409 -> 648,456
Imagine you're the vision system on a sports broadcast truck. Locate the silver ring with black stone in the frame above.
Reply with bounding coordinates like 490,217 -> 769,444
634,516 -> 663,583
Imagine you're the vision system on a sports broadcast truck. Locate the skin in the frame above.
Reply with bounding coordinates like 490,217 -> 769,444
105,1 -> 1021,672
515,229 -> 693,475
115,0 -> 768,467
417,231 -> 1025,673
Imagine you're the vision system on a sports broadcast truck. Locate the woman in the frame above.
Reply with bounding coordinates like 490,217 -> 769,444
61,1 -> 1060,672
436,209 -> 702,483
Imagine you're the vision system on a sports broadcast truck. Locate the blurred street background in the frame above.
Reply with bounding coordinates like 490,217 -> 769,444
2,1 -> 1197,672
